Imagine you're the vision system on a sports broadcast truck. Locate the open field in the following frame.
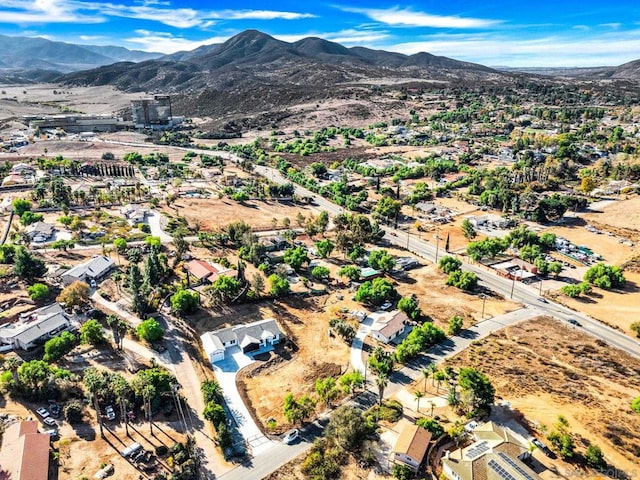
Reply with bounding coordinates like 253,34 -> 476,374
551,270 -> 640,336
583,196 -> 640,240
0,84 -> 141,123
395,262 -> 520,328
164,197 -> 320,232
443,316 -> 640,475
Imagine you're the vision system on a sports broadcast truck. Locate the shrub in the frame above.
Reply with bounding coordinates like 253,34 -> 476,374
27,283 -> 49,301
416,417 -> 444,437
136,318 -> 164,343
64,400 -> 84,423
585,444 -> 605,469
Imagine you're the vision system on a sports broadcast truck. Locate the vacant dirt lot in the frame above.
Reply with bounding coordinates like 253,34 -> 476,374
583,196 -> 640,238
551,270 -> 640,336
397,262 -> 520,328
444,317 -> 640,475
165,197 -> 320,232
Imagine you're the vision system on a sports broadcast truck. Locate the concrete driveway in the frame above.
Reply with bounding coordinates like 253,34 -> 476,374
212,346 -> 275,455
350,314 -> 374,375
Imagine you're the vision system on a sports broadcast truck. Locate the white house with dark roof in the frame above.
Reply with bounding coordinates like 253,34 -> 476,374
200,318 -> 283,363
0,303 -> 72,350
60,255 -> 114,285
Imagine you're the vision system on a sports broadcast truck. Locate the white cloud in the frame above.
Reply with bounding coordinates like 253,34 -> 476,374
599,23 -> 621,29
385,30 -> 640,67
273,28 -> 390,45
125,30 -> 227,53
0,1 -> 314,28
344,7 -> 500,29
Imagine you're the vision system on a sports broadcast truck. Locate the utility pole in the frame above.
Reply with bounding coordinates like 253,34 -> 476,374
480,293 -> 487,319
539,277 -> 543,295
434,229 -> 442,262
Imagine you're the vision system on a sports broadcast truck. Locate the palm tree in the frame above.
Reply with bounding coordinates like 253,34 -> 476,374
429,400 -> 436,417
434,371 -> 446,393
142,384 -> 156,435
4,356 -> 22,387
415,390 -> 424,412
112,374 -> 132,436
429,363 -> 438,386
422,368 -> 430,391
376,374 -> 388,406
83,368 -> 106,438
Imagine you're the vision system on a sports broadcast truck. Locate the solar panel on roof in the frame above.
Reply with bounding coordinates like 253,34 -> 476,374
488,459 -> 517,480
497,452 -> 536,480
465,440 -> 490,459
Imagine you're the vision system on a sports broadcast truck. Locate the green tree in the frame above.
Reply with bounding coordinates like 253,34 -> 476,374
458,367 -> 495,411
27,282 -> 49,301
548,261 -> 563,277
136,318 -> 165,343
338,371 -> 364,394
12,198 -> 32,216
283,393 -> 316,425
416,417 -> 444,437
631,396 -> 640,414
208,275 -> 241,304
43,331 -> 77,363
13,246 -> 46,280
397,296 -> 421,320
392,464 -> 414,480
284,246 -> 309,271
448,315 -> 464,335
171,289 -> 199,315
368,249 -> 396,273
461,218 -> 477,240
355,278 -> 397,305
315,377 -> 338,408
337,265 -> 360,282
584,263 -> 626,289
20,211 -> 44,226
80,319 -> 105,345
64,400 -> 84,423
311,265 -> 331,281
439,255 -> 461,274
201,380 -> 224,404
631,322 -> 640,338
547,416 -> 575,459
113,237 -> 128,254
128,263 -> 146,316
446,270 -> 478,291
268,274 -> 290,297
368,346 -> 395,376
325,404 -> 370,451
585,444 -> 605,469
315,239 -> 334,258
375,374 -> 388,405
375,196 -> 402,225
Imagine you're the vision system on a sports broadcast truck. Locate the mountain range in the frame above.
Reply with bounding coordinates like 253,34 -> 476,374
1,29 -> 639,123
0,34 -> 161,82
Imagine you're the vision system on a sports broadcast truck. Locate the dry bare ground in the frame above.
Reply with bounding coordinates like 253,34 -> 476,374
444,316 -> 640,475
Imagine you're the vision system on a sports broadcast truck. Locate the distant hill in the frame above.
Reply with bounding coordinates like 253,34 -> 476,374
58,29 -> 500,117
0,34 -> 161,81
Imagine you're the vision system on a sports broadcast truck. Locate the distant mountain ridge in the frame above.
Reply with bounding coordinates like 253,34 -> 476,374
0,34 -> 162,82
60,29 -> 497,93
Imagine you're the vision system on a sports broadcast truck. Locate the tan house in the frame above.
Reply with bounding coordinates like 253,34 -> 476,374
0,420 -> 50,480
392,423 -> 432,471
442,422 -> 539,480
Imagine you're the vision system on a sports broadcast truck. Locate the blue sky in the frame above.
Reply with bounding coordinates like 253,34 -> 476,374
1,1 -> 640,67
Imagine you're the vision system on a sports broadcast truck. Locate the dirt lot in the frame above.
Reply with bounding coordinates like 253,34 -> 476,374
583,196 -> 640,240
165,197 -> 320,232
551,270 -> 640,336
396,262 -> 520,328
443,316 -> 640,475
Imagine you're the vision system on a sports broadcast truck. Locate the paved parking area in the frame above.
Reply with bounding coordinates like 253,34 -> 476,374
212,346 -> 276,455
